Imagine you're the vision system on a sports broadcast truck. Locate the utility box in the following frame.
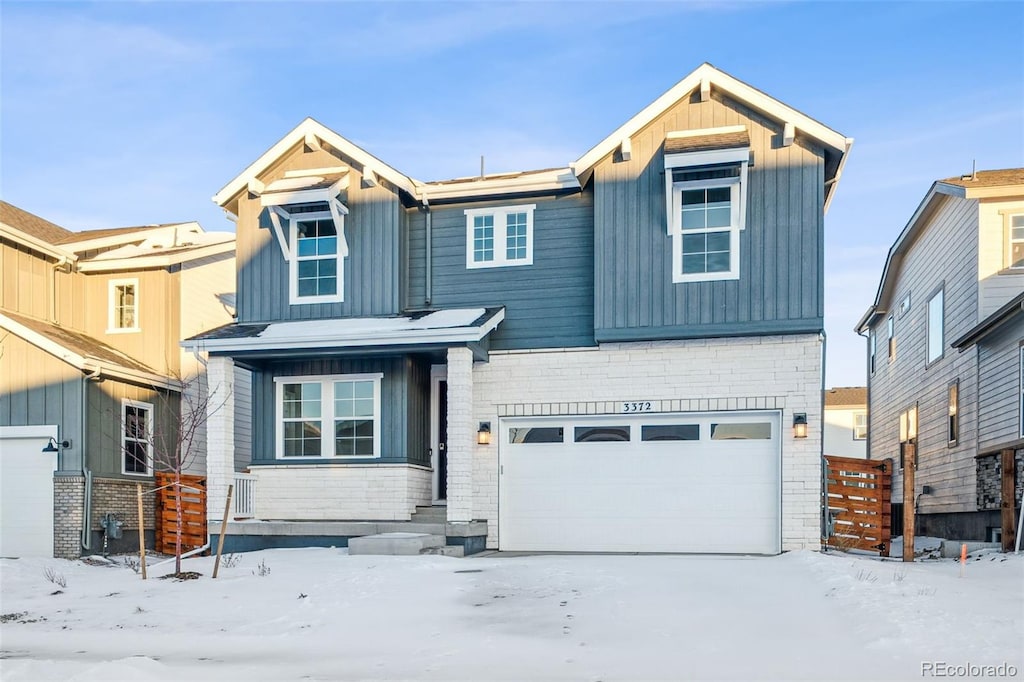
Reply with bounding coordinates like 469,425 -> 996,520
101,513 -> 123,539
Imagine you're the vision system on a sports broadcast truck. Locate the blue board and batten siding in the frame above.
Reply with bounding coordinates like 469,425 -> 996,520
593,92 -> 826,342
406,193 -> 596,350
250,356 -> 430,467
235,146 -> 403,324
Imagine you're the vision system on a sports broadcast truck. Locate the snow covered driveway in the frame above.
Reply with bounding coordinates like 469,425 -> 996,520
1,549 -> 1021,681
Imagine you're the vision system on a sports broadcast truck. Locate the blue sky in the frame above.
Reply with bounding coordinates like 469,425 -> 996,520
2,1 -> 1021,387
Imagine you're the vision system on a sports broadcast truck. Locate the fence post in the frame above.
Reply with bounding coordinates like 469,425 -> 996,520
902,444 -> 916,562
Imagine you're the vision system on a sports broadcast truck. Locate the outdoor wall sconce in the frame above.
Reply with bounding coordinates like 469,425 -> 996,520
792,413 -> 808,439
477,422 -> 491,445
42,437 -> 72,453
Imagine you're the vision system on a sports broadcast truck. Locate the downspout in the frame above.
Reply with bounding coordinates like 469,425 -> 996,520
424,200 -> 432,307
80,366 -> 102,551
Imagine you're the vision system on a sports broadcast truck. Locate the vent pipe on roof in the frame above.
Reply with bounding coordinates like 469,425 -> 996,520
480,156 -> 485,179
972,159 -> 977,181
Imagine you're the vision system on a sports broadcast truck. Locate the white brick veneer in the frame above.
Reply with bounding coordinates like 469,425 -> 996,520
206,355 -> 236,523
469,334 -> 824,551
445,347 -> 475,522
253,464 -> 431,520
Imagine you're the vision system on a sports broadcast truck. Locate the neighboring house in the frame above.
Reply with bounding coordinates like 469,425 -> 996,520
823,387 -> 867,459
0,201 -> 241,558
856,169 -> 1024,542
185,62 -> 852,555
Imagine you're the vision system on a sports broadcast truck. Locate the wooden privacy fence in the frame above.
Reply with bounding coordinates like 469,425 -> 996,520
823,455 -> 892,555
154,472 -> 208,554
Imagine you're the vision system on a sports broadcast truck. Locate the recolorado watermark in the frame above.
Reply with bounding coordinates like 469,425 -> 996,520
922,662 -> 1019,677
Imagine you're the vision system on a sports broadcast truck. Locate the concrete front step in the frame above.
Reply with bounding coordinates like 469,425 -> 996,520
348,532 -> 445,556
420,545 -> 465,558
410,506 -> 448,522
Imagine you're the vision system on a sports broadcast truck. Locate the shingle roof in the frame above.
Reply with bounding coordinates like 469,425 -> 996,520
824,387 -> 867,407
0,309 -> 160,375
939,168 -> 1024,189
0,201 -> 74,244
54,224 -> 171,245
426,168 -> 567,187
664,130 -> 750,155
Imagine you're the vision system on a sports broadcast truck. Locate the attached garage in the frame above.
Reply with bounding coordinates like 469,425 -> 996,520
498,412 -> 781,554
0,426 -> 58,558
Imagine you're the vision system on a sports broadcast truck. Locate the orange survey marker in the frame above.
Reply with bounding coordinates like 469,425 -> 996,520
959,543 -> 967,578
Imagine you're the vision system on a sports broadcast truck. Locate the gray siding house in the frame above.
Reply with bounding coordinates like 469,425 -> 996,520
857,169 -> 1024,543
0,202 -> 239,558
187,63 -> 852,554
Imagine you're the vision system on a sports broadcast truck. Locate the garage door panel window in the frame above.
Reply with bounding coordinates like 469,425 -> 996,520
509,427 -> 564,444
574,426 -> 631,442
710,422 -> 771,440
641,424 -> 700,441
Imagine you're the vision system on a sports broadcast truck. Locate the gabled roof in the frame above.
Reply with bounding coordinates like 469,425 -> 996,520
0,309 -> 179,391
0,201 -> 74,243
572,63 -> 853,212
54,224 -> 169,245
856,167 -> 1024,333
952,292 -> 1024,350
213,118 -> 420,211
824,387 -> 867,408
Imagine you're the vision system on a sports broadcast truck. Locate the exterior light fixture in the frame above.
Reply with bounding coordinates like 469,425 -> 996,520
42,437 -> 71,453
477,422 -> 492,445
792,413 -> 808,439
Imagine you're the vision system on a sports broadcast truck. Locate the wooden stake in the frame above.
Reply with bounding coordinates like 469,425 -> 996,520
137,482 -> 147,580
902,444 -> 916,563
212,484 -> 233,579
960,543 -> 967,578
1001,449 -> 1016,552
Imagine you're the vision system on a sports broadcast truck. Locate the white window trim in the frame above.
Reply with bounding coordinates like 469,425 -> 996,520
287,210 -> 346,305
121,398 -> 154,476
107,278 -> 140,334
464,204 -> 536,269
669,178 -> 742,283
926,286 -> 945,365
852,411 -> 867,441
273,373 -> 383,460
1009,213 -> 1024,270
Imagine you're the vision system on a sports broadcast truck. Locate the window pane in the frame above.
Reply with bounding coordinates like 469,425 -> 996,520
318,236 -> 337,256
928,290 -> 944,362
706,187 -> 731,204
681,208 -> 705,230
641,424 -> 699,441
354,438 -> 374,456
298,261 -> 318,278
335,438 -> 354,456
574,426 -> 630,442
682,233 -> 706,252
125,441 -> 148,473
353,381 -> 374,399
706,207 -> 731,228
681,190 -> 705,206
710,423 -> 771,440
682,253 -> 706,274
706,231 -> 730,252
706,251 -> 730,272
297,239 -> 317,257
509,427 -> 564,444
298,279 -> 317,296
318,277 -> 337,295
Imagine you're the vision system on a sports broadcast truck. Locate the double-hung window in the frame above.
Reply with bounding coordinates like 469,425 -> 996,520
290,212 -> 343,303
664,127 -> 749,284
853,411 -> 867,440
464,205 -> 535,268
1009,214 -> 1024,269
122,399 -> 153,475
276,374 -> 382,459
108,278 -> 139,333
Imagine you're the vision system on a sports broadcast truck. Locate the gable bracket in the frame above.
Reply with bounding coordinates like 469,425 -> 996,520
699,78 -> 711,102
267,207 -> 293,261
329,197 -> 350,258
782,122 -> 796,147
304,132 -> 322,152
619,138 -> 632,162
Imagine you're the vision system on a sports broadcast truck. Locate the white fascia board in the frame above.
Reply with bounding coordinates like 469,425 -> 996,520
75,240 -> 236,273
574,63 -> 849,174
0,224 -> 78,263
213,118 -> 419,208
420,169 -> 579,201
823,137 -> 855,215
0,313 -> 180,391
61,223 -> 203,254
955,183 -> 1024,200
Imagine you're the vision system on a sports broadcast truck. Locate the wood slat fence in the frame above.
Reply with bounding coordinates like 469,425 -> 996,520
154,472 -> 208,554
823,455 -> 892,555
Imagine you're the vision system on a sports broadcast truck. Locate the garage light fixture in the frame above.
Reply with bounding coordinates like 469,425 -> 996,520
477,422 -> 491,445
792,413 -> 808,439
42,437 -> 72,453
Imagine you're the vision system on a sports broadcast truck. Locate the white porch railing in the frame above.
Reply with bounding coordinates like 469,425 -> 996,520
233,472 -> 257,519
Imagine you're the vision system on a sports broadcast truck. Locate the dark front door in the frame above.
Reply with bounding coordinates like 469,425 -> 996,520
438,380 -> 448,501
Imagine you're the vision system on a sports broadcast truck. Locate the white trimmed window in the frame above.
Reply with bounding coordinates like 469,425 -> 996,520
852,411 -> 867,440
927,287 -> 944,364
108,278 -> 139,333
464,205 -> 535,269
275,373 -> 382,459
122,398 -> 153,475
1010,214 -> 1024,269
289,211 -> 343,304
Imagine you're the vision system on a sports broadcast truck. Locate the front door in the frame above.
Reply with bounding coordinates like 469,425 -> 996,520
437,380 -> 448,501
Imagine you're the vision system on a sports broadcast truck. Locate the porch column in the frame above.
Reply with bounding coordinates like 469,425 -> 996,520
205,355 -> 235,525
446,346 -> 474,523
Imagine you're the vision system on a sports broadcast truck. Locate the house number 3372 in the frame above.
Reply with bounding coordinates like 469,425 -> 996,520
622,401 -> 653,413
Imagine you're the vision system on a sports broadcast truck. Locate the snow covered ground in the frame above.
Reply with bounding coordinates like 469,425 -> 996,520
1,547 -> 1021,681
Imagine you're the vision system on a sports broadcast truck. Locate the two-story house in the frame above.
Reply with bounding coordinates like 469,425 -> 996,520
823,387 -> 867,459
0,202 -> 242,558
186,63 -> 852,555
857,169 -> 1024,545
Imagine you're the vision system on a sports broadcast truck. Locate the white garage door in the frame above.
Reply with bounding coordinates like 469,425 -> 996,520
499,412 -> 780,554
0,426 -> 58,558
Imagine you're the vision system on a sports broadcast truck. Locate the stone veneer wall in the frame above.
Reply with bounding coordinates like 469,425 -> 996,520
976,449 -> 1024,511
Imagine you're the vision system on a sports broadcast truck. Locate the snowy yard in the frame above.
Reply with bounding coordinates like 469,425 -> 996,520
1,547 -> 1021,681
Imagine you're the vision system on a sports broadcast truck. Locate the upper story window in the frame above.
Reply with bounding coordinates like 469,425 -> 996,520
464,205 -> 535,269
275,373 -> 382,459
122,398 -> 153,476
927,286 -> 944,365
108,278 -> 140,333
852,411 -> 867,440
291,213 -> 342,303
663,127 -> 749,284
869,330 -> 877,374
887,314 -> 895,361
947,380 -> 959,445
1009,214 -> 1024,269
